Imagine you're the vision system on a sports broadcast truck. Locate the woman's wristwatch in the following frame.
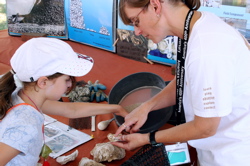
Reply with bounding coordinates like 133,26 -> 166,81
149,130 -> 158,145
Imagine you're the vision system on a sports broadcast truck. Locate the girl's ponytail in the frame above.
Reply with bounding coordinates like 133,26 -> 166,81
0,71 -> 16,120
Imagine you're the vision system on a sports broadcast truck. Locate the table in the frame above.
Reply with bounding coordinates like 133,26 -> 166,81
46,113 -> 177,166
0,29 -> 197,166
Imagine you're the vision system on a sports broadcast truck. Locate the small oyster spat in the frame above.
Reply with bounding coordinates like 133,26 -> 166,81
90,142 -> 126,162
78,157 -> 105,166
107,133 -> 122,142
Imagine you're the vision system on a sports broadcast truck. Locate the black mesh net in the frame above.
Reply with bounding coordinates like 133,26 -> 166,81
121,143 -> 170,166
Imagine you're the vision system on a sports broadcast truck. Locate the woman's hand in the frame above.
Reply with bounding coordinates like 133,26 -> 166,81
115,102 -> 151,135
111,133 -> 149,151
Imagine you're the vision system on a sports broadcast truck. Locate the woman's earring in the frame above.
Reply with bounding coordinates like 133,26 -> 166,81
156,14 -> 160,18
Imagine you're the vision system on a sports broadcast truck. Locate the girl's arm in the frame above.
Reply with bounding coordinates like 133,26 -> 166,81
0,143 -> 20,166
41,101 -> 128,118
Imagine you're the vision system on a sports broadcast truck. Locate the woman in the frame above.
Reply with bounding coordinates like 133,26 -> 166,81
0,37 -> 128,166
112,0 -> 250,165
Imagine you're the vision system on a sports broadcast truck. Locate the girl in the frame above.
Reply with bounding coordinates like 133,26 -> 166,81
0,37 -> 128,166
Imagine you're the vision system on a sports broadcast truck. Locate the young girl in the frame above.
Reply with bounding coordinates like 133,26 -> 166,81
0,37 -> 128,166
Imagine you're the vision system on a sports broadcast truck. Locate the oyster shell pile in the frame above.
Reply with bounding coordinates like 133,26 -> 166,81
67,80 -> 108,103
68,85 -> 91,102
90,142 -> 125,162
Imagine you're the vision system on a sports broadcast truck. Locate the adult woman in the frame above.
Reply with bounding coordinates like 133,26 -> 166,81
113,0 -> 250,165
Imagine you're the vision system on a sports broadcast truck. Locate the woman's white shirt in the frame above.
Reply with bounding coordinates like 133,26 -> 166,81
183,11 -> 250,166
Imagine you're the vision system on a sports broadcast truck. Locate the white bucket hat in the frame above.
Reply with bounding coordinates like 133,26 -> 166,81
10,37 -> 94,82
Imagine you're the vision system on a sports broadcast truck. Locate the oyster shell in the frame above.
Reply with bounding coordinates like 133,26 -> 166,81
56,150 -> 78,165
107,133 -> 121,142
78,157 -> 105,166
90,142 -> 125,162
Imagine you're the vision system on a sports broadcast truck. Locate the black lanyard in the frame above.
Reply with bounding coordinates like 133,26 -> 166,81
175,10 -> 194,125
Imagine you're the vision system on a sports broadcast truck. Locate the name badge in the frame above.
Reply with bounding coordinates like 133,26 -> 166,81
165,142 -> 191,165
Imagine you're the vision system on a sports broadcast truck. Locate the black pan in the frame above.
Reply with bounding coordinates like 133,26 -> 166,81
108,72 -> 173,133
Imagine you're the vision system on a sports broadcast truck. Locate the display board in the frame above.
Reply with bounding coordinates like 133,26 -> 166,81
147,36 -> 178,66
148,0 -> 250,65
6,0 -> 249,56
116,0 -> 148,62
7,0 -> 67,39
65,0 -> 116,52
116,0 -> 176,64
199,0 -> 250,42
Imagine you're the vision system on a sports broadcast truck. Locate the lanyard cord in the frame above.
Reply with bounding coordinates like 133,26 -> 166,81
175,9 -> 194,125
21,90 -> 44,123
21,90 -> 49,164
21,90 -> 46,145
21,90 -> 41,113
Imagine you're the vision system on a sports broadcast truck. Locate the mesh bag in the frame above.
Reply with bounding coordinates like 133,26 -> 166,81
121,143 -> 170,166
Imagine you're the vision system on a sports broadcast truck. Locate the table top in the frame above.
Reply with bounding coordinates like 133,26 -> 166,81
46,113 -> 175,166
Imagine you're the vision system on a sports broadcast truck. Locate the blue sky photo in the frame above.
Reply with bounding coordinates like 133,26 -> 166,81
82,0 -> 113,33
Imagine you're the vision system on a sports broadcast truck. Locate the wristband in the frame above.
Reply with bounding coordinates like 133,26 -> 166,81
149,130 -> 158,145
